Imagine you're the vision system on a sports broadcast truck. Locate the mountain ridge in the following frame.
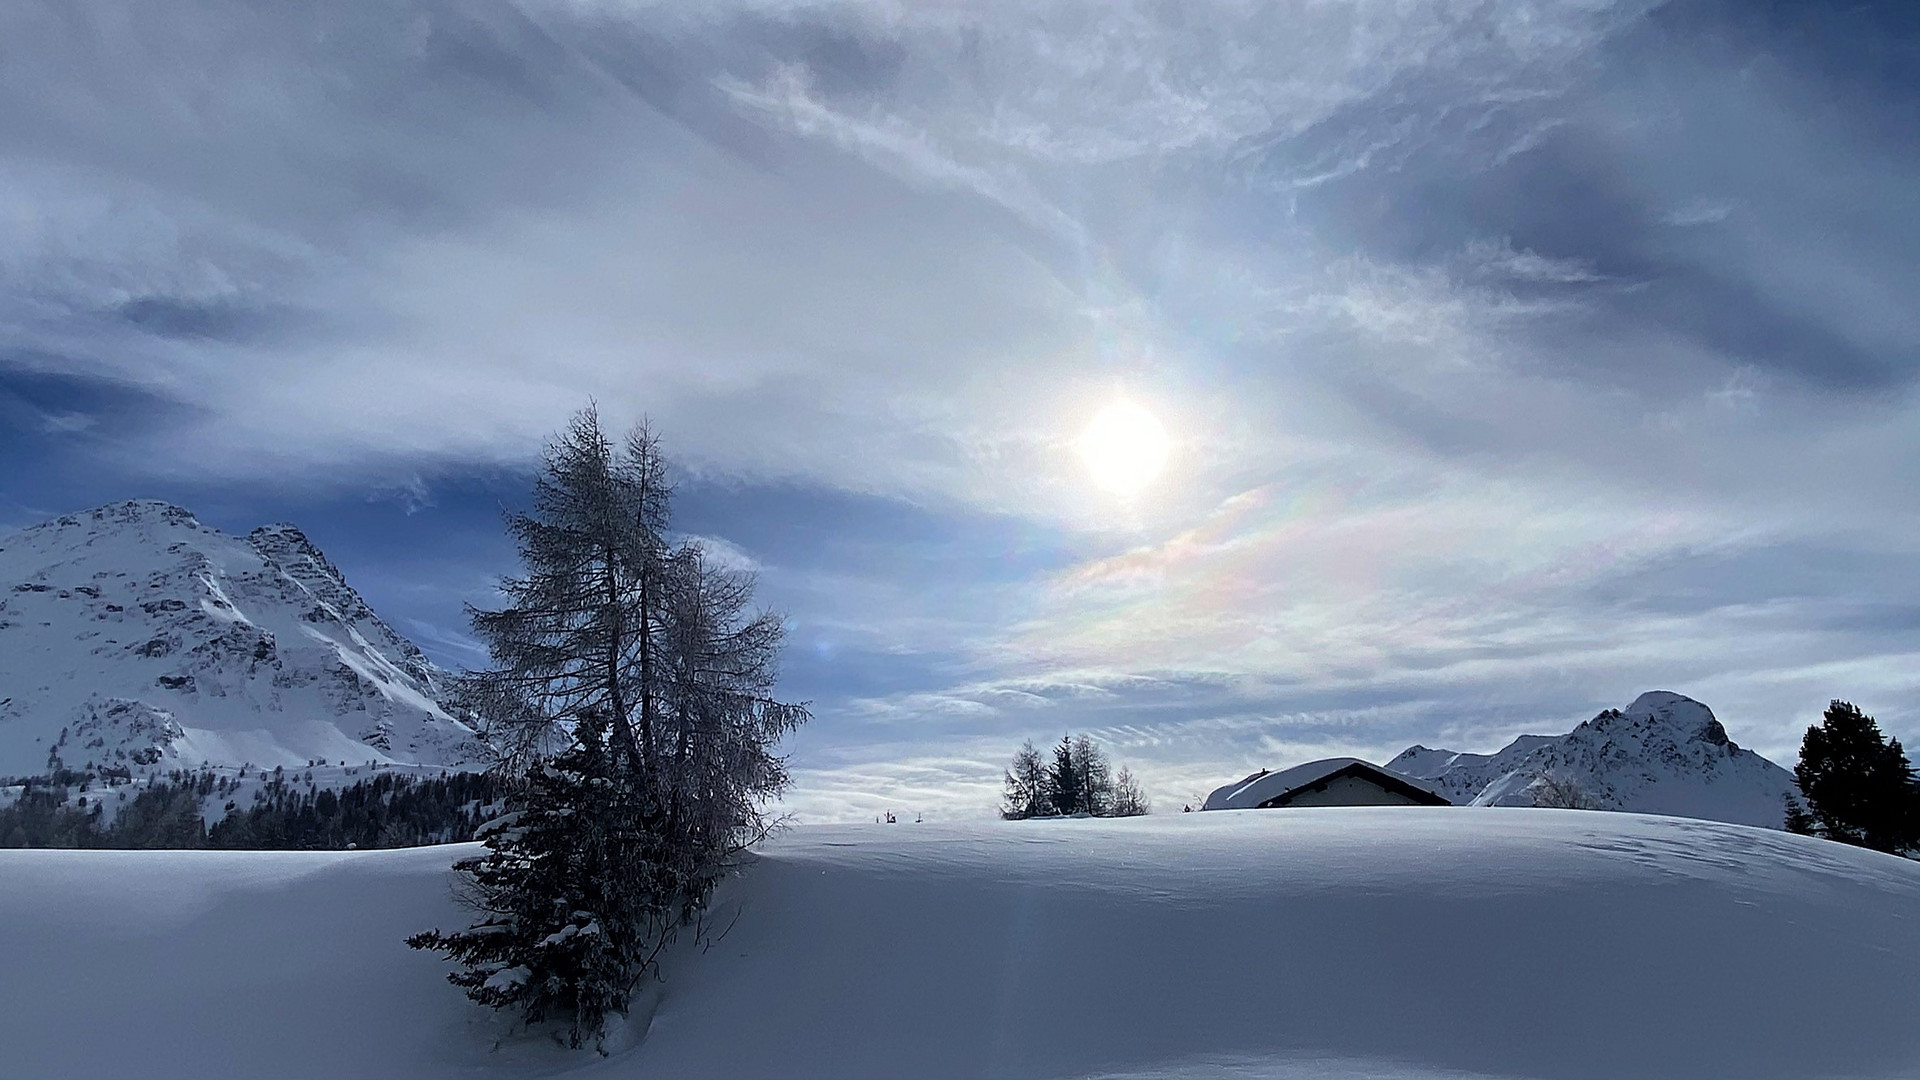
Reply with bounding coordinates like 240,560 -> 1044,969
0,500 -> 482,777
1388,690 -> 1798,828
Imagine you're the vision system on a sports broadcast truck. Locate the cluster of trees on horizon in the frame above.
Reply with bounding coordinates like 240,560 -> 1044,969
1000,734 -> 1149,819
1787,700 -> 1918,857
0,765 -> 504,850
405,406 -> 809,1050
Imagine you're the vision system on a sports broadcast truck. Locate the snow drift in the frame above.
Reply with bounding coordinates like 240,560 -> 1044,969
1389,691 -> 1798,827
3,809 -> 1917,1080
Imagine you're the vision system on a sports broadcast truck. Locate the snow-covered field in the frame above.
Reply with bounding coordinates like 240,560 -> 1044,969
3,808 -> 1917,1080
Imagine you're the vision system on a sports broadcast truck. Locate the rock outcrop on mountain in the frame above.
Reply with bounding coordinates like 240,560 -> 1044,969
1388,691 -> 1798,829
0,501 -> 482,777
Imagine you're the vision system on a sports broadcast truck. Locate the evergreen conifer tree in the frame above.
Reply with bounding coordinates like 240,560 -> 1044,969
1794,700 -> 1919,854
1783,793 -> 1817,836
407,711 -> 642,1048
1048,735 -> 1082,815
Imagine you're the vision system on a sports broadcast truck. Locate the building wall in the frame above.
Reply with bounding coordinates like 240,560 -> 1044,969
1279,773 -> 1427,807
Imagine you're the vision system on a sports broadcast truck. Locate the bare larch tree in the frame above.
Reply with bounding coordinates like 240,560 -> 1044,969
413,405 -> 809,1048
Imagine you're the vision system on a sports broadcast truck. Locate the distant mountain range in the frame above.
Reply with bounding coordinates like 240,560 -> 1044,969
0,500 -> 482,778
1389,691 -> 1798,829
0,502 -> 1807,836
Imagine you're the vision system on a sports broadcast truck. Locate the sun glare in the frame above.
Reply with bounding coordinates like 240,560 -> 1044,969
1078,400 -> 1170,496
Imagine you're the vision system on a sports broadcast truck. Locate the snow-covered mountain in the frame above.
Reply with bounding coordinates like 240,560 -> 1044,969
0,500 -> 483,777
1388,691 -> 1797,828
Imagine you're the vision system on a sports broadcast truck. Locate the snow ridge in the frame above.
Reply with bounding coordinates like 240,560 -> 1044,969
1388,691 -> 1798,828
247,523 -> 445,694
0,500 -> 482,777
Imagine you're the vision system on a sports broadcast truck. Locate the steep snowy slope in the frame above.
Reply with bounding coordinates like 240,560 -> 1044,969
1389,691 -> 1796,827
0,501 -> 482,776
2,811 -> 1916,1080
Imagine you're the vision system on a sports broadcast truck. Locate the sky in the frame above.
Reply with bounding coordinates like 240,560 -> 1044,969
2,0 -> 1917,820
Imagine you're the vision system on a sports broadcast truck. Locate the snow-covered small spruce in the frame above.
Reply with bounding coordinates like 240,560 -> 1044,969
409,406 -> 809,1048
405,710 -> 640,1047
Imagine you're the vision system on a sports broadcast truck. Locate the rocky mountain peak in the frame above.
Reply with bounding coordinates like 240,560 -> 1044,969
2,500 -> 201,547
1388,691 -> 1796,828
0,501 -> 480,777
1585,691 -> 1736,753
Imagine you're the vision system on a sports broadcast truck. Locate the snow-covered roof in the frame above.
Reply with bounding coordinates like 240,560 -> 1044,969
1202,757 -> 1447,811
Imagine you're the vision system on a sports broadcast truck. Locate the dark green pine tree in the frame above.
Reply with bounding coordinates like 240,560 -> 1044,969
1048,735 -> 1082,816
1794,701 -> 1920,855
407,711 -> 649,1049
1783,793 -> 1817,836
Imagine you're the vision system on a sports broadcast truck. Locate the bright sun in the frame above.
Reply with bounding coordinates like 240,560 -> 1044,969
1078,400 -> 1171,496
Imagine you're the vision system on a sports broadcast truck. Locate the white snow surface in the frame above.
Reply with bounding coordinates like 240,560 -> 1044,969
1388,691 -> 1798,828
1202,757 -> 1442,810
4,809 -> 1917,1080
0,501 -> 482,777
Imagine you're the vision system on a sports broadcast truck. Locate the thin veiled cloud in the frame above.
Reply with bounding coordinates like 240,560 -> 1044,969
716,63 -> 1086,242
0,0 -> 1664,509
673,0 -> 1652,163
